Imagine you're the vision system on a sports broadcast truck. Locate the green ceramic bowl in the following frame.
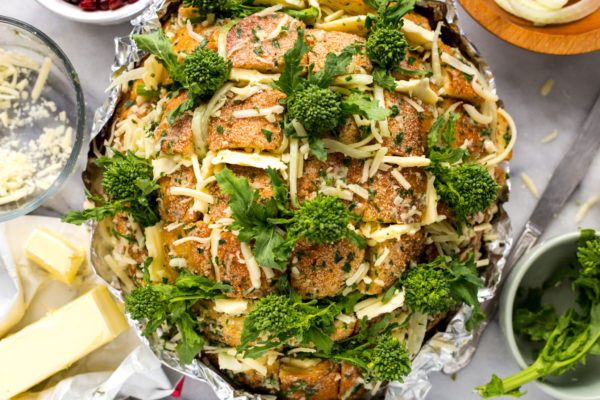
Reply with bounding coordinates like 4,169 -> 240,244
499,232 -> 600,400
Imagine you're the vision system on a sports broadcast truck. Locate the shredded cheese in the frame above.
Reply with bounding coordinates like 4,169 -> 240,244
381,155 -> 431,167
211,149 -> 286,170
31,57 -> 51,100
240,242 -> 262,289
541,129 -> 558,143
576,193 -> 600,223
521,172 -> 540,198
540,78 -> 554,96
213,298 -> 249,315
354,290 -> 405,320
391,168 -> 411,190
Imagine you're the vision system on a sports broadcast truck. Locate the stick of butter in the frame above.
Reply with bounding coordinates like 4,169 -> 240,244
25,227 -> 85,284
0,285 -> 129,399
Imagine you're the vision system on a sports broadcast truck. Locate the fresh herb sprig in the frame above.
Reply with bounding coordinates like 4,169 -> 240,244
182,0 -> 263,19
477,229 -> 600,398
363,0 -> 418,90
125,267 -> 231,364
425,113 -> 501,228
401,253 -> 485,330
132,29 -> 231,124
62,149 -> 160,227
273,28 -> 389,160
237,293 -> 341,358
314,314 -> 412,382
215,167 -> 366,271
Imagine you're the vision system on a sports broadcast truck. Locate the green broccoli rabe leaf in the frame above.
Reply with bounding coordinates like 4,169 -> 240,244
175,312 -> 205,364
427,112 -> 460,151
215,167 -> 289,271
238,294 -> 340,358
372,67 -> 397,90
166,96 -> 195,125
478,375 -> 526,398
124,271 -> 230,364
182,0 -> 263,18
273,27 -> 310,96
135,83 -> 160,97
377,0 -> 418,27
280,7 -> 320,23
308,47 -> 354,89
62,149 -> 160,227
442,112 -> 460,148
132,30 -> 182,81
341,91 -> 391,121
513,287 -> 558,343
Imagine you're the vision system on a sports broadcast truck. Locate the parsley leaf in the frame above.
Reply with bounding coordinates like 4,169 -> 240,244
341,91 -> 391,121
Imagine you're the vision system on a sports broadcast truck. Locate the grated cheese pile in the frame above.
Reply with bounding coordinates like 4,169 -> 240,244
0,49 -> 74,206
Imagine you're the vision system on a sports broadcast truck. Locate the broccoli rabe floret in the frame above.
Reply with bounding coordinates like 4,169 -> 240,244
287,84 -> 343,137
245,294 -> 303,335
403,265 -> 454,316
183,47 -> 232,100
285,195 -> 366,248
366,26 -> 408,70
429,162 -> 501,220
401,254 -> 484,330
238,293 -> 340,358
369,335 -> 412,382
62,149 -> 160,227
125,286 -> 167,321
182,0 -> 262,18
100,149 -> 155,201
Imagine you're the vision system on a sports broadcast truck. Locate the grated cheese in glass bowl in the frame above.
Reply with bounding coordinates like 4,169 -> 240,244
0,16 -> 84,222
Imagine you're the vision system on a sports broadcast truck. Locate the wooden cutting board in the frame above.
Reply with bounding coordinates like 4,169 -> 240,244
458,0 -> 600,54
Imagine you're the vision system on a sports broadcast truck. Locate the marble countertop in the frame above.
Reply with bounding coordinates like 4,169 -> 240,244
1,1 -> 599,399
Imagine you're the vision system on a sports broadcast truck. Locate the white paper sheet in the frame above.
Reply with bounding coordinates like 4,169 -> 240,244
0,215 -> 178,400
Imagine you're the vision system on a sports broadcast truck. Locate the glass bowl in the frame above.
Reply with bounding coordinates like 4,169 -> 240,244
0,16 -> 85,222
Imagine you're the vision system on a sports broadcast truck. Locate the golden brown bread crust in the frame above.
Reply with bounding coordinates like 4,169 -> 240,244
305,29 -> 372,74
156,91 -> 194,155
200,305 -> 246,347
207,88 -> 286,151
359,231 -> 426,295
227,13 -> 306,73
339,362 -> 367,400
158,165 -> 201,223
280,360 -> 341,400
382,90 -> 431,157
442,67 -> 485,105
216,230 -> 280,298
208,165 -> 275,222
347,165 -> 428,224
290,238 -> 364,299
161,221 -> 213,278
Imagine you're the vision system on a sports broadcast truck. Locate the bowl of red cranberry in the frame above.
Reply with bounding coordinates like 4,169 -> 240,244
34,0 -> 152,25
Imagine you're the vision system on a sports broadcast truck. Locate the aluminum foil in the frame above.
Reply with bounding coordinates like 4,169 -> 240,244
85,1 -> 513,398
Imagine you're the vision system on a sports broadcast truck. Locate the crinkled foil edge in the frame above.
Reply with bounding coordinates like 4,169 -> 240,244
85,1 -> 513,399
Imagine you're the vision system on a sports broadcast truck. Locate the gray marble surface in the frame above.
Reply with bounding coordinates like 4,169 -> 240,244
2,1 -> 600,399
